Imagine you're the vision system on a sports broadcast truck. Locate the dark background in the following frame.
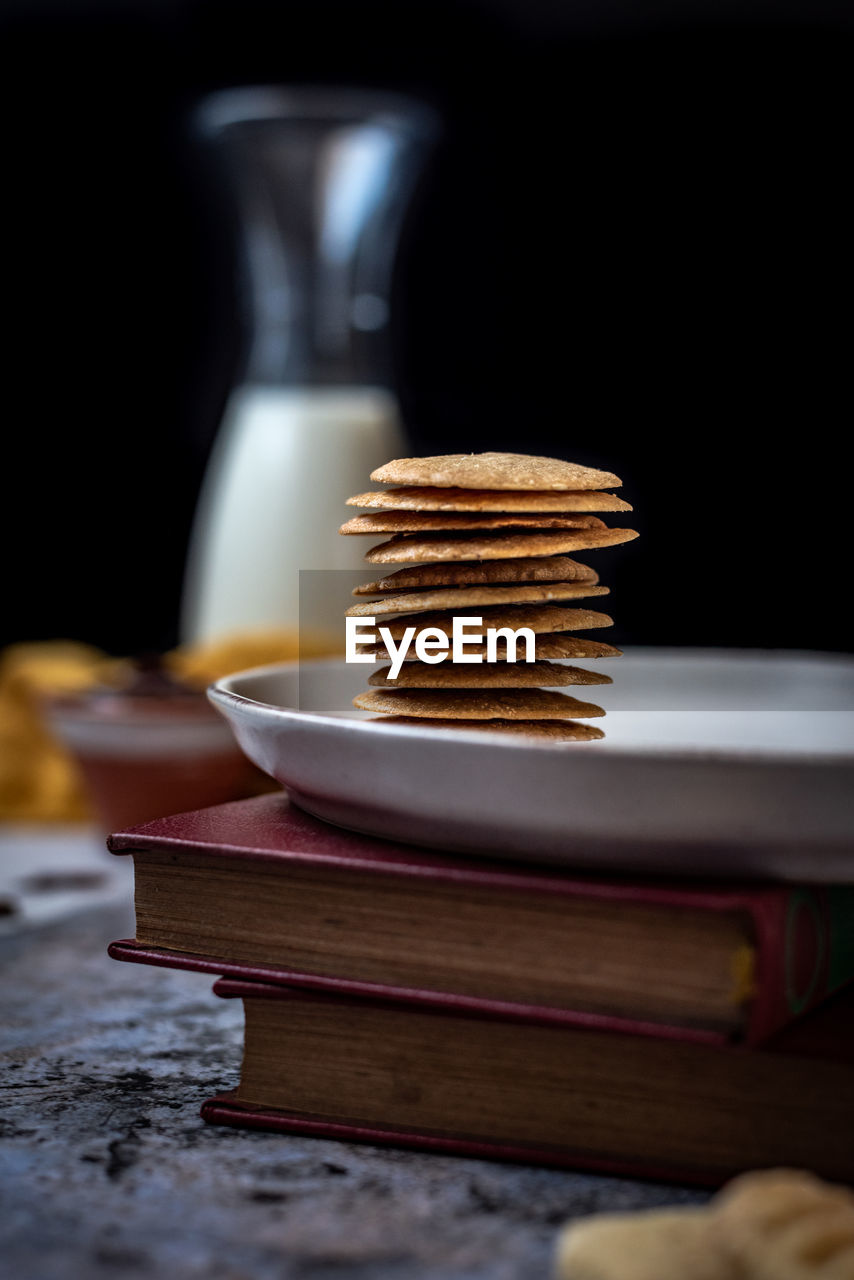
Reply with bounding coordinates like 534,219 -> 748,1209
2,0 -> 851,656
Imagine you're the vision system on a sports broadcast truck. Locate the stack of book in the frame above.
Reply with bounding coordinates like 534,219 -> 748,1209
109,792 -> 854,1185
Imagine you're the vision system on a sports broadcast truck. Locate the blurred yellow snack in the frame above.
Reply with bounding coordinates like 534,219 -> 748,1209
0,630 -> 341,824
166,627 -> 342,689
0,640 -> 113,822
0,640 -> 112,698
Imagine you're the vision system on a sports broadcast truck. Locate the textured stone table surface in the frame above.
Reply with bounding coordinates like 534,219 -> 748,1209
0,828 -> 707,1280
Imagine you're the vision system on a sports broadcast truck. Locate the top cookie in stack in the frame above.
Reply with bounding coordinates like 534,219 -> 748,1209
340,452 -> 638,742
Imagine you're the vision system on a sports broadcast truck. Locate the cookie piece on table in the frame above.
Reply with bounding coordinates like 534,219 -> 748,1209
555,1208 -> 724,1280
715,1169 -> 854,1280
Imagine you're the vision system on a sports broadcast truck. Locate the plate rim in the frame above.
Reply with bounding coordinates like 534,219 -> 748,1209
208,650 -> 854,769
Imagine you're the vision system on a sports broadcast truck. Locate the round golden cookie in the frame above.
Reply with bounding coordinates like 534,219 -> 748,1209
340,511 -> 606,535
354,688 -> 606,719
346,583 -> 608,617
364,528 -> 638,563
362,604 -> 613,642
368,662 -> 611,688
353,557 -> 599,594
370,717 -> 605,741
357,635 -> 623,661
347,487 -> 632,512
370,453 -> 621,490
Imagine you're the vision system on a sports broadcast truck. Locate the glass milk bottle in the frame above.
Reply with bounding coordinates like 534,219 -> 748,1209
181,88 -> 436,644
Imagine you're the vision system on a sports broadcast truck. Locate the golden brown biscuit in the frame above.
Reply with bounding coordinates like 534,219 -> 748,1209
370,452 -> 621,490
715,1169 -> 854,1280
357,634 -> 623,661
368,661 -> 611,687
340,511 -> 606,535
353,688 -> 605,719
353,557 -> 599,594
364,528 -> 638,563
346,486 -> 632,512
346,583 -> 609,617
371,717 -> 605,740
360,604 -> 613,641
555,1209 -> 723,1280
0,640 -> 114,822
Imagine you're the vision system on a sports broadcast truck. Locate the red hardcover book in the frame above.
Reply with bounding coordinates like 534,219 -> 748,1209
107,793 -> 854,1045
201,977 -> 854,1187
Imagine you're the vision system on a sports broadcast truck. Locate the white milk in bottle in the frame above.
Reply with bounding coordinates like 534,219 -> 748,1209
182,384 -> 402,642
179,88 -> 435,645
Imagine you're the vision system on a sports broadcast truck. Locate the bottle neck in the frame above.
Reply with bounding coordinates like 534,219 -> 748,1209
206,103 -> 433,387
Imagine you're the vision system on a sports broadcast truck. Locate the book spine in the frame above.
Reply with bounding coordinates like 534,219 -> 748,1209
746,887 -> 854,1045
199,1094 -> 730,1187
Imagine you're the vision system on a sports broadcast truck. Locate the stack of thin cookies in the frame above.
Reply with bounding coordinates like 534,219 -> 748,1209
339,452 -> 638,742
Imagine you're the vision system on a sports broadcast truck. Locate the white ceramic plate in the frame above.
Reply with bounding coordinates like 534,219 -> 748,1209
209,649 -> 854,882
